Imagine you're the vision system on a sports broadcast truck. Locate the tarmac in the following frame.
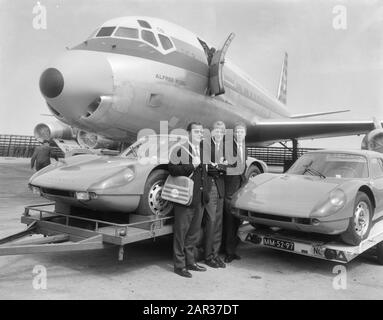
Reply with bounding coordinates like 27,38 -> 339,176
0,157 -> 382,300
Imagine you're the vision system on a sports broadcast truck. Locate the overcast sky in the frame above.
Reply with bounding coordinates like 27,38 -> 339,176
0,0 -> 382,148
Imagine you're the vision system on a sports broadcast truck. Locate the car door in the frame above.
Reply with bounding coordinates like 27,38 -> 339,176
368,157 -> 383,219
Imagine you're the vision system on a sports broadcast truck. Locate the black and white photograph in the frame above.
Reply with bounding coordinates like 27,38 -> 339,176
0,0 -> 382,304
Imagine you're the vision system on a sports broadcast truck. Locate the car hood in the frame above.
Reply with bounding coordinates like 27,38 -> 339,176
30,155 -> 137,191
232,173 -> 345,218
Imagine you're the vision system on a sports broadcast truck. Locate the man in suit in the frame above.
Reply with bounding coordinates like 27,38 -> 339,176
203,121 -> 227,268
168,122 -> 210,278
31,140 -> 58,171
223,122 -> 247,263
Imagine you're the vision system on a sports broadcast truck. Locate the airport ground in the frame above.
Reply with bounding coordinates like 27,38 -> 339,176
0,157 -> 382,300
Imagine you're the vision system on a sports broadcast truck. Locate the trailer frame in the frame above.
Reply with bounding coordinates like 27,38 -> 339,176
0,203 -> 174,260
237,218 -> 383,264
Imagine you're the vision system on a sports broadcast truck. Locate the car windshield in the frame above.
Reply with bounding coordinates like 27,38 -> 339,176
287,152 -> 368,179
120,136 -> 188,159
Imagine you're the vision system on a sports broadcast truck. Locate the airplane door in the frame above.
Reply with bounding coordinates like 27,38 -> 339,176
209,33 -> 235,96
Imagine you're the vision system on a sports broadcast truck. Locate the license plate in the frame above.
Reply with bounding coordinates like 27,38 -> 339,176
263,237 -> 295,251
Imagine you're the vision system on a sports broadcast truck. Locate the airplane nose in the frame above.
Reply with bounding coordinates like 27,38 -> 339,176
40,51 -> 114,124
39,68 -> 64,98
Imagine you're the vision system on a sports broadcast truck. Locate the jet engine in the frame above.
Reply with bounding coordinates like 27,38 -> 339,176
76,130 -> 119,150
361,129 -> 383,153
34,121 -> 75,141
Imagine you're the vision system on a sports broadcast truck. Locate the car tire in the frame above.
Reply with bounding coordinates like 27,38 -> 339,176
377,242 -> 383,265
340,192 -> 373,246
136,169 -> 174,217
246,165 -> 262,181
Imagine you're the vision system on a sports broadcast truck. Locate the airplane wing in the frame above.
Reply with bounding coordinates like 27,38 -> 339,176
247,119 -> 378,145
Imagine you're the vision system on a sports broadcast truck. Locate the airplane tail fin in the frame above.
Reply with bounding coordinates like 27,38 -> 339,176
277,52 -> 288,105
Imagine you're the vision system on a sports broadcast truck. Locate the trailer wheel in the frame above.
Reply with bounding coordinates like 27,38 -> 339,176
341,192 -> 372,246
377,242 -> 383,265
137,169 -> 173,217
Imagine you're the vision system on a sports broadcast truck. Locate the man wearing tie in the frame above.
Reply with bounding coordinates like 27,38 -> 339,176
168,122 -> 210,278
203,121 -> 227,268
223,122 -> 247,263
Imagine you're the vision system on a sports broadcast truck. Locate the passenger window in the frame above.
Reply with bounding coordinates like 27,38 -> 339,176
141,30 -> 158,47
370,158 -> 383,178
96,27 -> 116,37
114,27 -> 138,39
138,20 -> 151,29
158,34 -> 173,50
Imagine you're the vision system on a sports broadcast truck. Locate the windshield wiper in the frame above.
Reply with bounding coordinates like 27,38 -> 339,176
303,165 -> 326,179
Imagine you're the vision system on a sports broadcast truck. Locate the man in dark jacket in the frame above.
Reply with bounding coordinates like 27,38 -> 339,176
223,122 -> 247,263
203,121 -> 227,268
31,140 -> 58,171
168,122 -> 210,278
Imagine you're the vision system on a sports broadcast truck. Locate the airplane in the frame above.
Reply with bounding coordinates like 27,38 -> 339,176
36,16 -> 383,151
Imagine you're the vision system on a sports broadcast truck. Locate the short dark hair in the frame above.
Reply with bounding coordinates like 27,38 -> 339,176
186,122 -> 202,132
43,140 -> 50,144
234,121 -> 247,132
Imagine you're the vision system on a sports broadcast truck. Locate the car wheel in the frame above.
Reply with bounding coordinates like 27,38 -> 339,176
340,192 -> 373,246
377,242 -> 383,265
246,165 -> 261,181
137,169 -> 174,217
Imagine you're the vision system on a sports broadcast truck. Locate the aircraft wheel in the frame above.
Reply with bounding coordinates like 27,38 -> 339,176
341,192 -> 372,246
137,169 -> 174,217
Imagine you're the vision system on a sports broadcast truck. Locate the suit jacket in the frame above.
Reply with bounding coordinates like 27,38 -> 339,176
224,139 -> 248,193
31,145 -> 58,169
168,141 -> 210,207
206,138 -> 226,198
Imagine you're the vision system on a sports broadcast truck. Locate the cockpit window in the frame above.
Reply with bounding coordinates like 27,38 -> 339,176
114,27 -> 139,39
158,34 -> 173,50
141,30 -> 158,47
96,26 -> 116,37
137,20 -> 151,29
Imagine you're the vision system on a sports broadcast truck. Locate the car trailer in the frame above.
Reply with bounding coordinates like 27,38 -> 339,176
238,219 -> 383,264
0,203 -> 173,260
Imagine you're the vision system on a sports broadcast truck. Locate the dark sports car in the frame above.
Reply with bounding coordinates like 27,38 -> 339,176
232,150 -> 383,245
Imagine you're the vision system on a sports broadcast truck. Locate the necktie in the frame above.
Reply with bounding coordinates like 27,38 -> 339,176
238,143 -> 243,163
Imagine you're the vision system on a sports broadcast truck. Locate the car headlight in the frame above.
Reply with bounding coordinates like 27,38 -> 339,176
311,188 -> 346,217
329,189 -> 346,207
92,167 -> 135,189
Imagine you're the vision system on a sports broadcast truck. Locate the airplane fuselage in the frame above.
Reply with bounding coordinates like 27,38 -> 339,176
39,16 -> 290,145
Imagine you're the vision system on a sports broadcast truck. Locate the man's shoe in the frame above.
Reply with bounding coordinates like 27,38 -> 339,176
205,259 -> 220,268
187,263 -> 207,272
224,254 -> 241,263
174,267 -> 192,278
214,257 -> 226,268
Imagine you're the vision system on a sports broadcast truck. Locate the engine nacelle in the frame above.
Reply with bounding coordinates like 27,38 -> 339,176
76,130 -> 119,150
361,129 -> 383,153
34,121 -> 75,141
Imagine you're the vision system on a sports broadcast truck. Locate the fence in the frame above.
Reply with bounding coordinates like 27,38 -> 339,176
247,146 -> 319,166
0,135 -> 63,158
0,134 -> 318,166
